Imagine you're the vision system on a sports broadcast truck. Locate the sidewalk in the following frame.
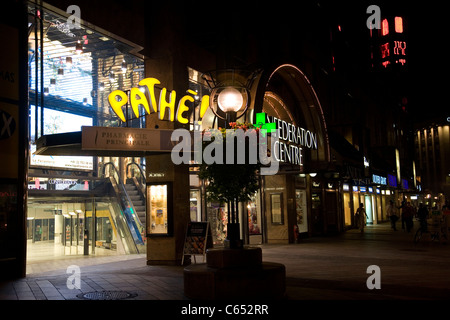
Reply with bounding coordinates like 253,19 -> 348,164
1,221 -> 450,302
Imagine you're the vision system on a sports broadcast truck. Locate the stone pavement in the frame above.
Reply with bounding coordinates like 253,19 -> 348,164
1,222 -> 450,307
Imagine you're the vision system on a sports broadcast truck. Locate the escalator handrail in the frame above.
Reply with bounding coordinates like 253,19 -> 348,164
126,162 -> 146,190
100,162 -> 122,183
100,162 -> 145,242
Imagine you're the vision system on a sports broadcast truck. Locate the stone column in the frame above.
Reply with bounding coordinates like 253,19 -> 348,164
144,55 -> 190,265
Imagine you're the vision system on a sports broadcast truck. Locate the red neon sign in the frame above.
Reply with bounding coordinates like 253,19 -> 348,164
382,19 -> 389,36
395,17 -> 403,33
394,41 -> 406,55
380,43 -> 390,59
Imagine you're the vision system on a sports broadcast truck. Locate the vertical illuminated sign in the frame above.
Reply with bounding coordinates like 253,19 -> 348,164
147,183 -> 173,236
394,17 -> 403,33
395,148 -> 401,185
381,19 -> 389,36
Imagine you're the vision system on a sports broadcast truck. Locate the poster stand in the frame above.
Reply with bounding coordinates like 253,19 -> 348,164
181,221 -> 212,265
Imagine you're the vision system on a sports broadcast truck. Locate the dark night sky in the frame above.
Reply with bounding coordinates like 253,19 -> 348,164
150,0 -> 446,123
321,0 -> 447,123
379,1 -> 447,122
227,0 -> 446,123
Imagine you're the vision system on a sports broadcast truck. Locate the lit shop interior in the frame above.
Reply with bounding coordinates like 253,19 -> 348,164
26,4 -> 148,261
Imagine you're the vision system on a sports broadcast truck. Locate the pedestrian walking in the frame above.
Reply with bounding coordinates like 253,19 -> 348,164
386,200 -> 399,231
402,202 -> 415,232
356,203 -> 369,233
398,198 -> 406,230
417,203 -> 429,232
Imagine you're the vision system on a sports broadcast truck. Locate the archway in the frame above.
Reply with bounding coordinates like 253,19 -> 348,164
252,64 -> 330,171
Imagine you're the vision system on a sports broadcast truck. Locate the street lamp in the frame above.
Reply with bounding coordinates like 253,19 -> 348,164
217,87 -> 246,248
200,70 -> 257,249
217,87 -> 244,128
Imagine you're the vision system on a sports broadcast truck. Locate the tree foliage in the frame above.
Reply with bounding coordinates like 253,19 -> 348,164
198,123 -> 262,203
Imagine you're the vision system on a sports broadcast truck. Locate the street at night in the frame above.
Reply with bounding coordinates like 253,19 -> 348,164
0,1 -> 449,317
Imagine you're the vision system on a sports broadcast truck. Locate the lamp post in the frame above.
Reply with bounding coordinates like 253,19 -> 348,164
217,87 -> 243,128
217,86 -> 245,249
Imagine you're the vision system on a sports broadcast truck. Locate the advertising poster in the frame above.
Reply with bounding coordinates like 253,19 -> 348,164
182,221 -> 212,264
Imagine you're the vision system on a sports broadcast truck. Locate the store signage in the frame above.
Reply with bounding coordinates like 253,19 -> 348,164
81,126 -> 182,152
372,174 -> 387,185
352,178 -> 371,186
387,174 -> 397,187
108,77 -> 210,124
30,144 -> 93,171
259,113 -> 318,167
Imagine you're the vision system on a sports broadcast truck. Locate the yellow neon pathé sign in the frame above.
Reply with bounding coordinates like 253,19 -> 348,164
108,77 -> 210,124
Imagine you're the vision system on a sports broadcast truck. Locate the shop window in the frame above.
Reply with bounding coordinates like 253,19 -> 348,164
295,189 -> 308,233
207,202 -> 228,245
190,190 -> 201,222
270,193 -> 284,224
248,192 -> 262,235
343,192 -> 352,226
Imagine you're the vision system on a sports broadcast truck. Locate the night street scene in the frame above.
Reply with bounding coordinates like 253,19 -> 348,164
0,0 -> 449,317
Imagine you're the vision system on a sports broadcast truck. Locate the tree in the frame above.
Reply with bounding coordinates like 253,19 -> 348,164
197,122 -> 262,248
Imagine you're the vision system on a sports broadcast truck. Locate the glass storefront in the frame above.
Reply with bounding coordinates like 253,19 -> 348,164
26,200 -> 127,261
26,3 -> 146,261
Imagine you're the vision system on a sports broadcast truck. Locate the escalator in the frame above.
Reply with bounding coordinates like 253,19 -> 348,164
27,162 -> 147,259
100,162 -> 146,253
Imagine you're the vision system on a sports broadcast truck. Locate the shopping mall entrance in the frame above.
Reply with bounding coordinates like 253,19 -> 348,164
27,169 -> 147,262
27,199 -> 126,261
24,2 -> 148,266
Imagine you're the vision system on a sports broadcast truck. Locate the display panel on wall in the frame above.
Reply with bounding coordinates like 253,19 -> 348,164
147,183 -> 173,236
270,193 -> 284,224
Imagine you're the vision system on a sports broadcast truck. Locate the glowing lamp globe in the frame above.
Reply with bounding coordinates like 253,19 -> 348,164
217,87 -> 244,113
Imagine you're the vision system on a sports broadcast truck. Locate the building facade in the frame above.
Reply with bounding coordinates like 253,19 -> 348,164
0,0 -> 421,278
415,117 -> 450,208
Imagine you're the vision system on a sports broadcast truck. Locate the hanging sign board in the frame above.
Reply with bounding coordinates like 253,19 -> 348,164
81,126 -> 182,152
181,221 -> 212,265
